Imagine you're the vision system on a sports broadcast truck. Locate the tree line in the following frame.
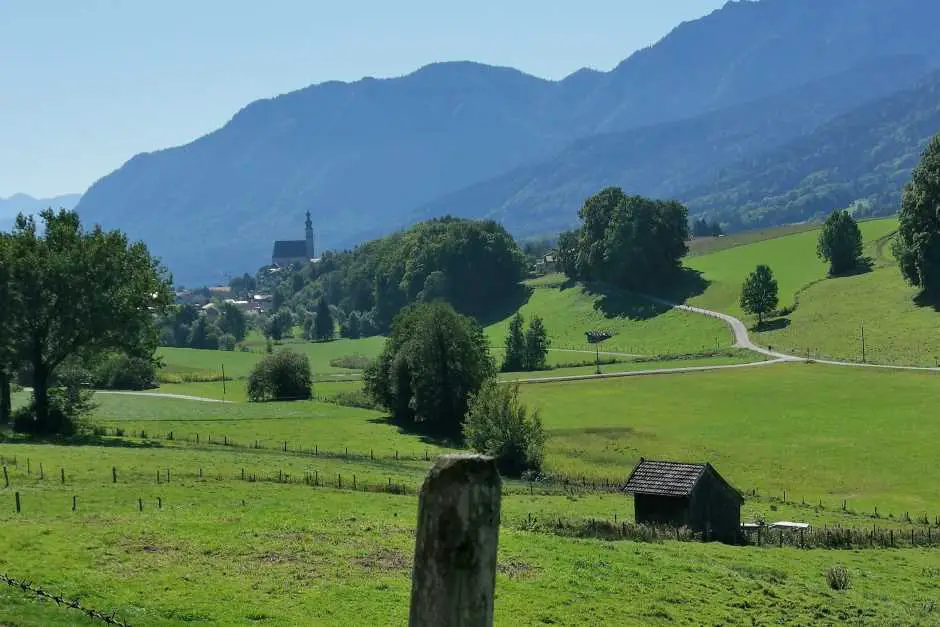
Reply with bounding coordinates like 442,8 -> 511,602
252,216 -> 528,340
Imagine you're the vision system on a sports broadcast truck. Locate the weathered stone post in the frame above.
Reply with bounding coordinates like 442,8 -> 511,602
409,454 -> 501,627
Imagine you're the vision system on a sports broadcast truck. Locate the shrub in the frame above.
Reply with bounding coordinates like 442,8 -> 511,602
463,380 -> 545,477
93,354 -> 158,390
218,333 -> 237,351
246,349 -> 312,402
13,384 -> 97,436
324,389 -> 381,410
826,566 -> 850,591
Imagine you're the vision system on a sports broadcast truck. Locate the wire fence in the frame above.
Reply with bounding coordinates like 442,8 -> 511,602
0,573 -> 129,625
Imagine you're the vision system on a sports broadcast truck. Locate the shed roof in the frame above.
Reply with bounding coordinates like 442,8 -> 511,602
624,459 -> 743,503
624,460 -> 707,497
272,240 -> 308,259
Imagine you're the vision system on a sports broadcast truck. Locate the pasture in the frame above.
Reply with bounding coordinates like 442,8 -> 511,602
4,357 -> 940,624
684,218 -> 898,317
484,275 -> 732,356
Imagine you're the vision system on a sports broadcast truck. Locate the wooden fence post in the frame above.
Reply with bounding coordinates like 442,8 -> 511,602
72,495 -> 77,512
408,453 -> 501,627
112,466 -> 117,483
15,491 -> 20,513
2,466 -> 7,488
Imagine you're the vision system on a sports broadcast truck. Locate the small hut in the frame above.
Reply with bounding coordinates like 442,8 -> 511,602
623,459 -> 743,543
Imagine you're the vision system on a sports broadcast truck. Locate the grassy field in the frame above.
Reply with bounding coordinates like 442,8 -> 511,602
4,358 -> 940,624
522,362 -> 940,515
1,462 -> 938,625
485,275 -> 732,356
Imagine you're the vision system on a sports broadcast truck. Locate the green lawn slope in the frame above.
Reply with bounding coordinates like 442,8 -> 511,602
485,274 -> 732,356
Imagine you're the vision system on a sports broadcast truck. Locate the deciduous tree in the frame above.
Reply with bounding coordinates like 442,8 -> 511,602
314,298 -> 334,341
364,302 -> 494,437
818,210 -> 863,275
740,264 -> 779,326
894,134 -> 940,292
6,210 -> 171,433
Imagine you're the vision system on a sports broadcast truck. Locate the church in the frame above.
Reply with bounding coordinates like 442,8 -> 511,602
271,211 -> 316,268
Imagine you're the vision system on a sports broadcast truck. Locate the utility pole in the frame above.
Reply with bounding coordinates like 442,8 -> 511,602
861,321 -> 866,363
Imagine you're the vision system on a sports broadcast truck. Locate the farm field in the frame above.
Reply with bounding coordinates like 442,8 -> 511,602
1,434 -> 938,625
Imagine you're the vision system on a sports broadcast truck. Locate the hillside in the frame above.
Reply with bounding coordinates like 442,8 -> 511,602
680,217 -> 940,366
74,0 -> 940,284
413,55 -> 931,235
684,68 -> 940,229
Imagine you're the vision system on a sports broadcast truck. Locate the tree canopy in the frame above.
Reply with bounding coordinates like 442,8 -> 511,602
559,187 -> 689,290
258,217 -> 527,336
740,264 -> 779,325
894,134 -> 940,292
363,302 -> 494,437
3,210 -> 171,433
817,210 -> 863,275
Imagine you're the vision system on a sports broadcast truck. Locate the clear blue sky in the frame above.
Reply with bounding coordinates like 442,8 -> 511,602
0,0 -> 726,198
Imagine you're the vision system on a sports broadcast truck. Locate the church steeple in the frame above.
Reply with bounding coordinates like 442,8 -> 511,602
305,211 -> 315,259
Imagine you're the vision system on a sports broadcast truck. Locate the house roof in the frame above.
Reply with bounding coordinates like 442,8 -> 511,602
272,240 -> 308,259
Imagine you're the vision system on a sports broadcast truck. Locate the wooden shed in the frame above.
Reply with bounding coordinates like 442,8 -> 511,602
623,459 -> 743,543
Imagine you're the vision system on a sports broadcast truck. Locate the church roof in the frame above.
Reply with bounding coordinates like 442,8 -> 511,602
272,240 -> 308,259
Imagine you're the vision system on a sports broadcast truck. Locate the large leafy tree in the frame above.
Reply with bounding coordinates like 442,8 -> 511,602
363,302 -> 494,437
817,210 -> 863,275
6,210 -> 171,432
563,187 -> 690,290
740,264 -> 779,325
894,135 -> 940,292
218,302 -> 247,342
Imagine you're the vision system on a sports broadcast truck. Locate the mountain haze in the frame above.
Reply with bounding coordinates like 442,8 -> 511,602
0,193 -> 81,231
75,0 -> 940,284
414,55 -> 932,237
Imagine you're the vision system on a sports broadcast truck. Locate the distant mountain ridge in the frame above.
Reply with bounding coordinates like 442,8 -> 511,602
74,0 -> 940,284
413,54 -> 933,237
0,193 -> 81,232
0,193 -> 81,218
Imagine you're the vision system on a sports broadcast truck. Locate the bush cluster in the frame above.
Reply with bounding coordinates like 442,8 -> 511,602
246,350 -> 312,402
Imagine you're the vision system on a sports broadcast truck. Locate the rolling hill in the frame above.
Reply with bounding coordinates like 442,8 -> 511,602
73,0 -> 940,284
0,193 -> 81,231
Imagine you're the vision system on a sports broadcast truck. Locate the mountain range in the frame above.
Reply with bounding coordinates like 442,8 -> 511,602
73,0 -> 940,284
0,193 -> 81,231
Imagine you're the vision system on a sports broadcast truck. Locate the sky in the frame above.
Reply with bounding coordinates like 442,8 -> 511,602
0,0 -> 727,198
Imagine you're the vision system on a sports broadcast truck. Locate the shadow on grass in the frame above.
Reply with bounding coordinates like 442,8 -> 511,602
367,415 -> 461,449
1,432 -> 166,449
470,283 -> 534,327
829,256 -> 875,277
587,268 -> 711,321
913,289 -> 940,313
751,318 -> 791,332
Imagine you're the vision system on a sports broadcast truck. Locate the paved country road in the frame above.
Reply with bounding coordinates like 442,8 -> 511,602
646,295 -> 940,373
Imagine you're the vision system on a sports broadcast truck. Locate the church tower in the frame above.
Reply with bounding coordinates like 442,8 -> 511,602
305,210 -> 315,259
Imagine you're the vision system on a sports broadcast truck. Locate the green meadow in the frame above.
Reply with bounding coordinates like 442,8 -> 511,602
684,218 -> 899,317
4,358 -> 940,625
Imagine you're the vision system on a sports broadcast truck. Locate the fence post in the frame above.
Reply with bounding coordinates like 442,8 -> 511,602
60,468 -> 65,484
408,453 -> 501,627
3,466 -> 7,488
15,491 -> 20,513
72,495 -> 77,512
112,466 -> 117,483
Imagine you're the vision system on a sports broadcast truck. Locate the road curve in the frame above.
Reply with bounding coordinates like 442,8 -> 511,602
645,295 -> 940,373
